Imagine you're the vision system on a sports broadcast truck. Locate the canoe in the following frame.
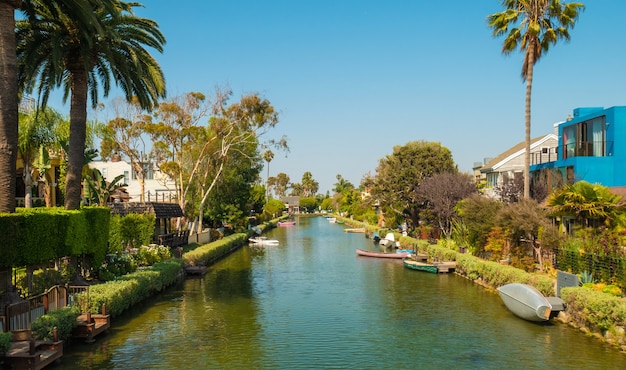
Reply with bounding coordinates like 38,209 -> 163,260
402,259 -> 438,274
356,248 -> 408,259
497,283 -> 553,322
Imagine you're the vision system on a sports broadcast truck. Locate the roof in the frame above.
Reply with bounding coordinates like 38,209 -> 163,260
481,134 -> 556,173
108,202 -> 184,218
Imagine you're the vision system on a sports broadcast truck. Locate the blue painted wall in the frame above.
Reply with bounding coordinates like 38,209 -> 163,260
531,106 -> 626,187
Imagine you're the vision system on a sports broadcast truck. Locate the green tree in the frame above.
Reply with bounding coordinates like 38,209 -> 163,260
18,107 -> 61,207
272,172 -> 290,197
301,171 -> 319,197
547,181 -> 625,229
456,194 -> 503,255
488,0 -> 584,198
263,149 -> 274,201
364,140 -> 457,228
100,97 -> 153,201
17,0 -> 166,210
299,197 -> 318,213
333,174 -> 354,194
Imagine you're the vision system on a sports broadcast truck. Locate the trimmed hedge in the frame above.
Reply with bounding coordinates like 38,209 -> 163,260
109,213 -> 156,253
84,259 -> 183,317
561,287 -> 626,332
0,207 -> 110,267
183,233 -> 248,266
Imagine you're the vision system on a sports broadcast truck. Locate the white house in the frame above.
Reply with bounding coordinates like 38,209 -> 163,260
480,131 -> 558,199
89,159 -> 176,202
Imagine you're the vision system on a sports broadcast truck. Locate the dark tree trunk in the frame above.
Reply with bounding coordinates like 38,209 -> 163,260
65,67 -> 89,210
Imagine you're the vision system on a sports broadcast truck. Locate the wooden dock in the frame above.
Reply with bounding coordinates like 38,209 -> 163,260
72,309 -> 110,343
2,337 -> 63,370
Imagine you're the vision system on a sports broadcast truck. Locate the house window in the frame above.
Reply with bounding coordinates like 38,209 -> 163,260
132,162 -> 154,180
124,171 -> 129,185
101,167 -> 107,179
562,116 -> 605,159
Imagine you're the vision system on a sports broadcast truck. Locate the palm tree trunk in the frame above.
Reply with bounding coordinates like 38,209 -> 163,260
65,68 -> 89,210
524,48 -> 535,199
0,0 -> 20,213
23,164 -> 33,208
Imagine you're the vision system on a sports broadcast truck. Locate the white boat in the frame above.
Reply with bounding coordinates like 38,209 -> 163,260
497,283 -> 564,322
328,217 -> 337,223
378,233 -> 397,248
248,237 -> 279,246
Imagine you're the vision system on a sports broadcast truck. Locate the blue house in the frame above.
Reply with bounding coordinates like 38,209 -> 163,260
531,106 -> 626,192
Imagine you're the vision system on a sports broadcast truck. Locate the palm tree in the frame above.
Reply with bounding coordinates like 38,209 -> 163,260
263,149 -> 274,201
488,0 -> 584,199
547,181 -> 625,229
16,0 -> 166,209
0,0 -> 21,213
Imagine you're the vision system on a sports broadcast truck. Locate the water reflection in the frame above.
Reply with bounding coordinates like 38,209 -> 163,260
62,216 -> 624,369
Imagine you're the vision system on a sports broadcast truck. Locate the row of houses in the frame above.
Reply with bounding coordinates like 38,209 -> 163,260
15,105 -> 626,206
474,106 -> 626,198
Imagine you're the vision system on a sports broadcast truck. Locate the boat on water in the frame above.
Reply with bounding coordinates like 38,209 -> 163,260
403,259 -> 439,273
278,220 -> 296,226
356,248 -> 408,259
344,227 -> 365,233
249,237 -> 280,246
378,233 -> 397,248
328,217 -> 337,223
497,283 -> 565,322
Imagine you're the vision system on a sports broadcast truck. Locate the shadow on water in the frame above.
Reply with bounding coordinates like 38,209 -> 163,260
60,216 -> 624,369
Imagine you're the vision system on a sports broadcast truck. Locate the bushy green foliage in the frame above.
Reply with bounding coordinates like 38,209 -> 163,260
0,207 -> 110,267
183,233 -> 248,266
132,245 -> 172,266
299,197 -> 318,213
98,253 -> 136,281
31,306 -> 80,341
109,213 -> 156,251
561,286 -> 626,333
0,332 -> 11,354
87,259 -> 183,317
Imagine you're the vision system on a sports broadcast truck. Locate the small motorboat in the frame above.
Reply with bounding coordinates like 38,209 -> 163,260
378,233 -> 397,248
278,220 -> 296,226
356,248 -> 408,259
249,237 -> 279,246
497,283 -> 565,322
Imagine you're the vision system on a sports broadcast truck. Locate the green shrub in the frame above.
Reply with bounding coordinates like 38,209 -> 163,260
109,213 -> 155,252
132,245 -> 171,267
0,331 -> 11,354
87,259 -> 183,317
98,253 -> 136,281
561,286 -> 626,332
183,233 -> 248,266
31,306 -> 80,341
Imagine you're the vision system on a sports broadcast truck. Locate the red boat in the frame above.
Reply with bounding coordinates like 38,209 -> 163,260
355,248 -> 408,259
278,221 -> 296,226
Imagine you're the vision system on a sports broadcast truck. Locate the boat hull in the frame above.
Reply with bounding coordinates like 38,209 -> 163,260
402,259 -> 438,273
497,283 -> 552,322
278,221 -> 296,226
355,248 -> 407,259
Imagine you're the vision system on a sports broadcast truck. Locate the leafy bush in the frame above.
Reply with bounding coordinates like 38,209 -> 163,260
183,233 -> 248,266
108,213 -> 155,252
87,259 -> 183,317
98,253 -> 136,281
0,332 -> 11,354
132,245 -> 172,266
31,306 -> 80,341
561,286 -> 626,333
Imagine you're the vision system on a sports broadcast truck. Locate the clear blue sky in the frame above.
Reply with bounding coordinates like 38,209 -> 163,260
48,1 -> 626,194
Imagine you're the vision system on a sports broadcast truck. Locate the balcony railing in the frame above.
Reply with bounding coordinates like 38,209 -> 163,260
563,140 -> 614,159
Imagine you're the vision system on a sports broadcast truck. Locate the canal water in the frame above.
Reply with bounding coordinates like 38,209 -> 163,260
62,216 -> 623,369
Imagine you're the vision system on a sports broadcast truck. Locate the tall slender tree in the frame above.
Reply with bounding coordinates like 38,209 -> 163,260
0,0 -> 21,213
17,0 -> 166,209
488,0 -> 584,199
